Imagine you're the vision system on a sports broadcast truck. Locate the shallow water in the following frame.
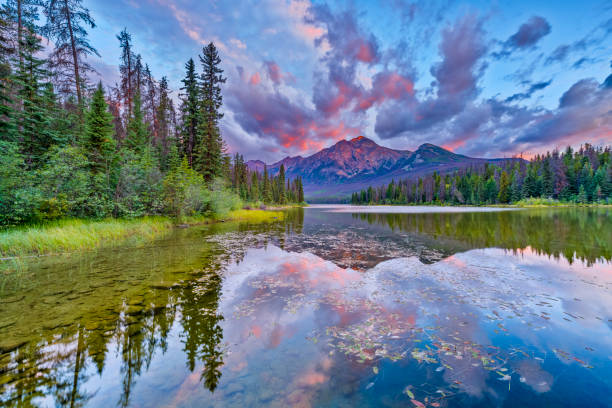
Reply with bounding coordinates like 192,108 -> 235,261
1,207 -> 611,407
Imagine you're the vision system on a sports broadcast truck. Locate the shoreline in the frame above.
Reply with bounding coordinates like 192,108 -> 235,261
0,209 -> 286,260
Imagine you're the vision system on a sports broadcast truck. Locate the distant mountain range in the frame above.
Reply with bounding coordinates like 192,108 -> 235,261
247,136 -> 520,200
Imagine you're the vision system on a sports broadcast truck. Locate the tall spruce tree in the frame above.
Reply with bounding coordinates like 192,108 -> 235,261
13,31 -> 56,168
43,0 -> 99,108
125,90 -> 148,152
117,28 -> 134,119
84,82 -> 115,172
262,164 -> 271,203
156,76 -> 172,168
2,0 -> 40,68
278,164 -> 286,204
196,42 -> 226,181
179,58 -> 198,166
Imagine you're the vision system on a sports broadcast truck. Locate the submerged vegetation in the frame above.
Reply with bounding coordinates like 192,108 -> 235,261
351,144 -> 612,206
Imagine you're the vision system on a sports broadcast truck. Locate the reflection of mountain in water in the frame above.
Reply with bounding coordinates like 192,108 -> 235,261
270,208 -> 611,270
1,207 -> 610,407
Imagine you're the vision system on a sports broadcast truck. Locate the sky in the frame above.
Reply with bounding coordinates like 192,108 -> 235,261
84,0 -> 612,162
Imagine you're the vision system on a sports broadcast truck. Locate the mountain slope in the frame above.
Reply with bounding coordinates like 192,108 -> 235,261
247,137 -> 519,200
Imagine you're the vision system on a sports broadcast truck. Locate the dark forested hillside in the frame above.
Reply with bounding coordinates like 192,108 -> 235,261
351,144 -> 612,205
0,2 -> 302,226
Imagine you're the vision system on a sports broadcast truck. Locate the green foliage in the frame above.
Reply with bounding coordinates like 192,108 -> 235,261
84,82 -> 115,172
208,178 -> 242,217
0,217 -> 174,258
114,147 -> 163,217
125,91 -> 149,152
353,144 -> 612,206
0,29 -> 244,228
162,157 -> 210,220
229,156 -> 304,206
0,141 -> 40,226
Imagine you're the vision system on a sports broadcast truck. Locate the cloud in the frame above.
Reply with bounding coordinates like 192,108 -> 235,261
229,38 -> 246,50
375,13 -> 487,140
306,3 -> 382,117
505,79 -> 553,102
493,16 -> 551,59
225,68 -> 360,159
507,16 -> 551,49
545,17 -> 611,65
516,78 -> 612,145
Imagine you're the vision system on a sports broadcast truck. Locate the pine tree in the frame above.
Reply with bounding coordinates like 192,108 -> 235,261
156,76 -> 173,168
143,63 -> 157,138
13,31 -> 55,168
84,82 -> 115,172
278,164 -> 286,204
577,184 -> 587,204
2,0 -> 40,68
250,171 -> 259,202
484,176 -> 498,204
117,28 -> 134,118
125,90 -> 149,152
196,42 -> 226,181
496,170 -> 509,203
43,0 -> 99,108
179,58 -> 198,165
262,164 -> 272,203
297,177 -> 304,203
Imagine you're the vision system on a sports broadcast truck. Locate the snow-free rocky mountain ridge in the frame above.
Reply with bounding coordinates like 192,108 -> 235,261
247,136 -> 519,200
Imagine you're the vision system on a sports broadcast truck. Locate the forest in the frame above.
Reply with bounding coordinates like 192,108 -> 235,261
351,144 -> 612,205
0,0 -> 303,227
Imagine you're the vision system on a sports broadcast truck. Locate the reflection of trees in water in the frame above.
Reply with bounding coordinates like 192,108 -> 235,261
354,209 -> 612,264
0,249 -> 230,406
180,271 -> 224,392
1,210 -> 305,405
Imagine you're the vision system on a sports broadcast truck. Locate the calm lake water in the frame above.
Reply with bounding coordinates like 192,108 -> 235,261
1,206 -> 611,407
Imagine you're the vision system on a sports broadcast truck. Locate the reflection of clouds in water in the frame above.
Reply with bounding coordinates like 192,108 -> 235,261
191,243 -> 611,406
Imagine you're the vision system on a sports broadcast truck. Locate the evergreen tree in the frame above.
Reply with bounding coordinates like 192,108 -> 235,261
143,63 -> 157,137
577,184 -> 587,204
498,170 -> 510,203
84,82 -> 115,172
43,0 -> 99,108
117,28 -> 134,118
125,90 -> 149,152
179,58 -> 198,165
297,176 -> 304,203
13,31 -> 56,168
156,76 -> 173,168
2,0 -> 40,68
278,164 -> 286,204
262,164 -> 272,203
196,42 -> 226,181
250,171 -> 259,202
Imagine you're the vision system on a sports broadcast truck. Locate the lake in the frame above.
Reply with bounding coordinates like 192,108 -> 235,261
1,206 -> 611,407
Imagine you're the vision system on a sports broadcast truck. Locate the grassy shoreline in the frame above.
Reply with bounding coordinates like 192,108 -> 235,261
340,199 -> 611,209
0,209 -> 285,259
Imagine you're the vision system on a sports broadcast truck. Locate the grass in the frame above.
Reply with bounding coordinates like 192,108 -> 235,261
511,197 -> 612,207
0,209 -> 285,259
0,217 -> 174,258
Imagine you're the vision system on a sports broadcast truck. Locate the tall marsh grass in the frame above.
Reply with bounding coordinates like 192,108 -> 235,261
0,209 -> 285,259
0,217 -> 174,258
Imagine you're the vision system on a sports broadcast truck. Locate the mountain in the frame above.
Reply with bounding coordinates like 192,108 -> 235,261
246,136 -> 519,200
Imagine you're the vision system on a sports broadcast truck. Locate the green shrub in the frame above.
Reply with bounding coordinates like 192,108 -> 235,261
162,157 -> 211,220
209,178 -> 242,217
